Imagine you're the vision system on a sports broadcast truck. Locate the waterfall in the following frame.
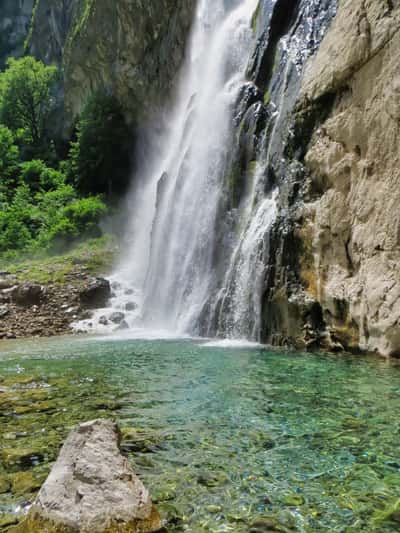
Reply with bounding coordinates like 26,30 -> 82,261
76,0 -> 280,340
142,0 -> 263,332
72,0 -> 338,341
118,0 -> 273,336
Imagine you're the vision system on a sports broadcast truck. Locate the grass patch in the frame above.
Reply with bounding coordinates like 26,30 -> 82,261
0,235 -> 118,284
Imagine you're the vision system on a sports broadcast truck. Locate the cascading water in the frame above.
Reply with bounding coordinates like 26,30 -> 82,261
75,0 -> 336,342
141,0 -> 263,334
78,0 -> 273,339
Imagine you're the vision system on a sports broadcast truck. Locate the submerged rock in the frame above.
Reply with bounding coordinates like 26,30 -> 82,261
79,278 -> 111,309
14,419 -> 162,533
0,476 -> 11,494
0,305 -> 9,318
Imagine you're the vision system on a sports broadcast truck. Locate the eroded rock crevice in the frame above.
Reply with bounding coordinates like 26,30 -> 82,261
290,0 -> 400,356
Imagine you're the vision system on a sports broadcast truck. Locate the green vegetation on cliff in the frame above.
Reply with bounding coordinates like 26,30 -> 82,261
0,57 -> 58,158
0,56 -> 131,262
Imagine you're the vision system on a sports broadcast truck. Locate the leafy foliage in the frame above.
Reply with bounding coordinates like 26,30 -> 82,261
0,58 -> 134,260
0,57 -> 58,158
0,125 -> 20,195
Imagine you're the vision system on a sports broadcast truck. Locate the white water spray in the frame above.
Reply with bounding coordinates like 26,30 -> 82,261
75,0 -> 279,339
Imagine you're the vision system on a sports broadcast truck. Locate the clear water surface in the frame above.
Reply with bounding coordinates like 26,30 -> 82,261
0,335 -> 399,531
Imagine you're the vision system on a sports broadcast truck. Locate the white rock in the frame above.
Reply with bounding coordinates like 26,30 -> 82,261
20,419 -> 162,532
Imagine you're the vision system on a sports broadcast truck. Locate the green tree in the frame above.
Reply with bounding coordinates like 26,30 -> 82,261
0,125 -> 20,196
0,212 -> 32,253
0,57 -> 58,154
67,91 -> 131,198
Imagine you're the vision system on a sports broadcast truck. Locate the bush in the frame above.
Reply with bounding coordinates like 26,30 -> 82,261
19,159 -> 66,192
41,218 -> 80,253
0,61 -> 124,260
19,159 -> 47,192
0,174 -> 107,257
62,196 -> 107,233
34,193 -> 107,252
0,211 -> 32,252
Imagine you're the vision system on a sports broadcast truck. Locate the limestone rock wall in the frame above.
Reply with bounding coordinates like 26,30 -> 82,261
297,0 -> 400,356
27,0 -> 196,127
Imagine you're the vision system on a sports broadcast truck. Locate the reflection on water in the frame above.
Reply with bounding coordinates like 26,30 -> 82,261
0,336 -> 400,531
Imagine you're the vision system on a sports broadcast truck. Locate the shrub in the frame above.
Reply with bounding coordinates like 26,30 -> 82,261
0,211 -> 32,252
19,159 -> 66,193
19,159 -> 47,192
62,196 -> 107,234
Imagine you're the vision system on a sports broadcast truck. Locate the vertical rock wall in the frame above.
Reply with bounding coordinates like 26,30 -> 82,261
251,0 -> 400,357
297,0 -> 400,356
27,0 -> 196,127
0,0 -> 34,68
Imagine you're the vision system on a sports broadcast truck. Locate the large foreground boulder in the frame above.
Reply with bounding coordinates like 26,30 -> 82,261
79,278 -> 111,309
14,419 -> 162,533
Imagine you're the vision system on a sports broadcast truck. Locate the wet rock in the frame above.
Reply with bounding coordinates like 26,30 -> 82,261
235,82 -> 263,124
15,419 -> 162,533
126,301 -> 138,311
99,315 -> 109,326
79,278 -> 111,309
116,320 -> 129,331
197,471 -> 228,487
249,517 -> 283,532
0,305 -> 9,318
11,284 -> 46,307
249,513 -> 296,532
1,447 -> 44,470
110,311 -> 125,324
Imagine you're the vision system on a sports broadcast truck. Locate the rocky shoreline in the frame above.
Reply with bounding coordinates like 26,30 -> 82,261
0,268 -> 111,340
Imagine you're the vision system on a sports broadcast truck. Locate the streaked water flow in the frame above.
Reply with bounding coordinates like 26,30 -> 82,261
79,0 -> 279,340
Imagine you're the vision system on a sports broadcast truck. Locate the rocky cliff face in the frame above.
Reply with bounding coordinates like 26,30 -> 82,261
298,0 -> 400,356
27,0 -> 195,127
0,0 -> 34,68
1,1 -> 195,129
253,0 -> 400,357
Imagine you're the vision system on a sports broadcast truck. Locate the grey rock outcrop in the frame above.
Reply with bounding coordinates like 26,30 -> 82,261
296,0 -> 400,356
79,278 -> 111,309
15,419 -> 162,532
0,0 -> 34,68
27,0 -> 196,128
